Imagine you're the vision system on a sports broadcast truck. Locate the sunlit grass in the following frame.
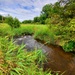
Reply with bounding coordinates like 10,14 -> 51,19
0,23 -> 75,52
0,23 -> 48,37
0,36 -> 57,75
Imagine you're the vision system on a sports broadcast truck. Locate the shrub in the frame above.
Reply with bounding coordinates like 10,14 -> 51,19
63,41 -> 75,52
45,18 -> 51,24
71,19 -> 75,24
13,18 -> 20,28
50,14 -> 61,24
6,16 -> 20,28
34,27 -> 55,44
6,16 -> 14,28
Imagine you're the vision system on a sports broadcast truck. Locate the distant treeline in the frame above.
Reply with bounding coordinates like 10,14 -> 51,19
22,0 -> 75,25
0,15 -> 6,23
1,0 -> 75,25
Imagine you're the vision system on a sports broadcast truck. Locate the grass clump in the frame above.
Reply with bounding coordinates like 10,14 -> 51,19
0,37 -> 54,75
34,27 -> 55,44
62,41 -> 75,52
1,23 -> 75,52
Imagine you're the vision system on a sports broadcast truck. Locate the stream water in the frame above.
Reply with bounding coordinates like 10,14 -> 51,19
14,35 -> 75,75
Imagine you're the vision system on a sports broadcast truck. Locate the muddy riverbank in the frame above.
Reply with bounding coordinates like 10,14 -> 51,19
14,35 -> 75,75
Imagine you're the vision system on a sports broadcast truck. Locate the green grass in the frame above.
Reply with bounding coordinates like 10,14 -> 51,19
0,23 -> 75,52
0,23 -> 60,75
34,26 -> 55,44
0,37 -> 50,75
0,23 -> 55,44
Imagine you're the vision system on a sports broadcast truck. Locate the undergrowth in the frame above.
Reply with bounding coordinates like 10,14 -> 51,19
0,23 -> 75,52
0,37 -> 55,75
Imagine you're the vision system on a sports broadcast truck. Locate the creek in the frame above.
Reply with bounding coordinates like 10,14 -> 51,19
14,35 -> 75,75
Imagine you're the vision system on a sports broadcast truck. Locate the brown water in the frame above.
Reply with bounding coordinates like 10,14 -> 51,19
14,36 -> 75,75
44,44 -> 75,75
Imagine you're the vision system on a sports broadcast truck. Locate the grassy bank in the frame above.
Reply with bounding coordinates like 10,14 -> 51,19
0,37 -> 50,75
0,23 -> 60,75
0,23 -> 75,52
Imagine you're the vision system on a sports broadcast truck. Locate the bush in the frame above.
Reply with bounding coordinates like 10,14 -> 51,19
45,18 -> 51,24
50,14 -> 61,24
34,27 -> 55,44
6,16 -> 14,28
22,20 -> 32,24
6,16 -> 20,28
13,18 -> 20,28
63,41 -> 75,52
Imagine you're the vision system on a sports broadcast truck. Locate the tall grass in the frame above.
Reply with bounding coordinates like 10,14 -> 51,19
1,23 -> 75,52
0,23 -> 55,44
0,23 -> 60,75
0,37 -> 53,75
34,27 -> 55,44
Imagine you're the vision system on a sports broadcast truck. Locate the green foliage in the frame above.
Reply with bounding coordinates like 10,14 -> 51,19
40,2 -> 64,25
0,23 -> 13,37
32,0 -> 75,25
0,15 -> 6,23
47,23 -> 75,52
13,25 -> 34,36
6,16 -> 14,28
42,4 -> 53,18
34,27 -> 55,44
33,16 -> 40,23
0,37 -> 53,75
0,15 -> 2,20
1,23 -> 75,52
53,2 -> 61,14
39,14 -> 46,24
13,18 -> 20,28
6,16 -> 20,28
22,20 -> 32,24
45,18 -> 51,24
63,41 -> 75,52
0,15 -> 3,23
69,18 -> 75,25
50,14 -> 61,24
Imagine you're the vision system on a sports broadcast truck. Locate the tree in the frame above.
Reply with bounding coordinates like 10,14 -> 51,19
53,2 -> 62,14
59,0 -> 75,18
45,18 -> 51,24
13,18 -> 20,28
33,0 -> 75,25
33,16 -> 40,23
6,16 -> 20,28
22,20 -> 32,24
39,14 -> 46,24
0,15 -> 5,23
6,16 -> 14,28
42,4 -> 53,18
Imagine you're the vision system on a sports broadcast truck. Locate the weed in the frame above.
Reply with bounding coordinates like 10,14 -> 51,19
0,37 -> 54,75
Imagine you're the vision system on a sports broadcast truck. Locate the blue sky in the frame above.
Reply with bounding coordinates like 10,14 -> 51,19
0,0 -> 58,21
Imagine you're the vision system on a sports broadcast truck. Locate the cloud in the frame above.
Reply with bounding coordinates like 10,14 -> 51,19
0,0 -> 58,21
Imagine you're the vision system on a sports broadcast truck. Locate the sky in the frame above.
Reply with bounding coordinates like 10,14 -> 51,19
0,0 -> 58,21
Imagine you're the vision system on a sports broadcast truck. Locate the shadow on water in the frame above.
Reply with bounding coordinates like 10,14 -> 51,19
14,35 -> 75,75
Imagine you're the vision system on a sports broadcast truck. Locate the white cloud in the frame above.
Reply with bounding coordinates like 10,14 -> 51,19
0,0 -> 58,21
